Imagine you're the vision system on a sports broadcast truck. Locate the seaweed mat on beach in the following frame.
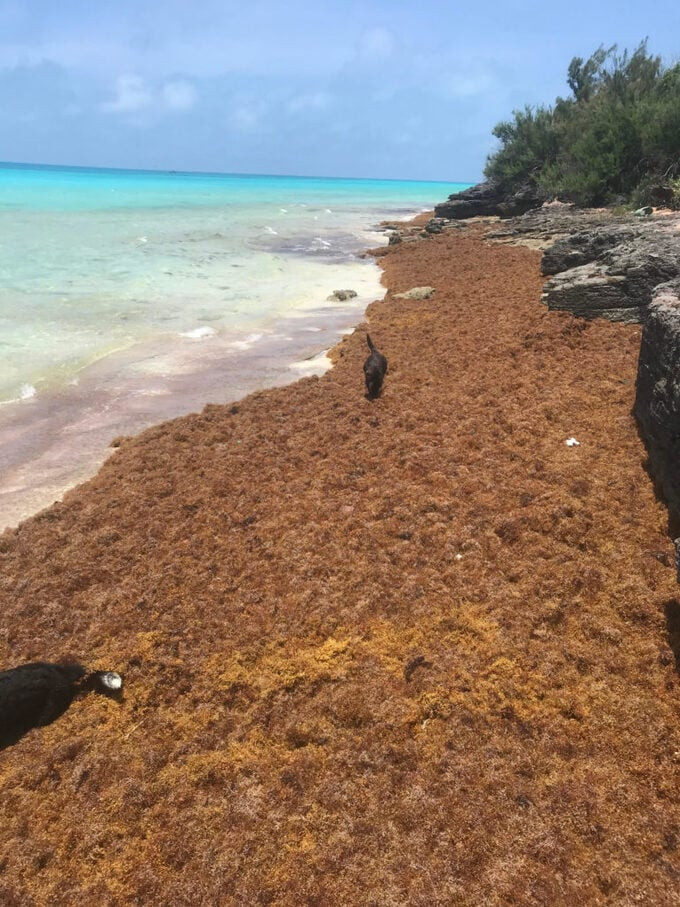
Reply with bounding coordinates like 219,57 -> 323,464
1,229 -> 680,905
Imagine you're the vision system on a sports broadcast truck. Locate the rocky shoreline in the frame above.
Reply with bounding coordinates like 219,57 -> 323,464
433,177 -> 548,219
635,280 -> 680,534
399,186 -> 680,531
393,192 -> 680,325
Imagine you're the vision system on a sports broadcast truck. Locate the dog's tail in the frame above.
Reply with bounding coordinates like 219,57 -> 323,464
366,333 -> 375,351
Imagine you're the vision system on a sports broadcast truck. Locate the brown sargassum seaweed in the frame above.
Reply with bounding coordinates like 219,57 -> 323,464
1,228 -> 680,905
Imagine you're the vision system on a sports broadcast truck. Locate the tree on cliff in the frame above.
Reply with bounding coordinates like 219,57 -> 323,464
484,41 -> 680,207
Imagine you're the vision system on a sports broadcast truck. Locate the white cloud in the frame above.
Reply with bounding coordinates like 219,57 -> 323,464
162,79 -> 197,110
101,74 -> 198,115
102,74 -> 152,112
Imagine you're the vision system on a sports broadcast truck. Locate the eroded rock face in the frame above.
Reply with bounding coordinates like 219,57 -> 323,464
541,226 -> 638,275
487,205 -> 617,249
434,180 -> 546,220
541,219 -> 680,322
542,263 -> 636,321
424,217 -> 448,234
434,180 -> 503,219
634,280 -> 680,525
497,181 -> 550,218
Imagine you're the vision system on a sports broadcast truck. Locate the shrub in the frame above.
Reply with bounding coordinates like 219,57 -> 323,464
484,41 -> 678,207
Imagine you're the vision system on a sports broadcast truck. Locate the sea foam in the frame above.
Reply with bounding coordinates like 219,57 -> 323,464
229,332 -> 265,351
179,326 -> 217,340
0,383 -> 37,407
289,350 -> 332,374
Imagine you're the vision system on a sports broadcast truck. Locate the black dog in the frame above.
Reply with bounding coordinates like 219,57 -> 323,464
363,334 -> 388,399
0,661 -> 123,749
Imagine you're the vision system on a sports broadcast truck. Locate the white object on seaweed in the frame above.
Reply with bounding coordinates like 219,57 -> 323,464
100,672 -> 123,691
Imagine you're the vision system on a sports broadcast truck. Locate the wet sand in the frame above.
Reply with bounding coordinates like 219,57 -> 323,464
0,295 -> 368,529
1,226 -> 680,905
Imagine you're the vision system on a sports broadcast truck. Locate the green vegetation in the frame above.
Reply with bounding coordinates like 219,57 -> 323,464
484,42 -> 680,207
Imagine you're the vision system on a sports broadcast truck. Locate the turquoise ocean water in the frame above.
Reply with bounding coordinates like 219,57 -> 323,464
0,162 -> 468,525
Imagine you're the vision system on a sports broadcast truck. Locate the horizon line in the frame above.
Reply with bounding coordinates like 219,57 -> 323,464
1,159 -> 476,186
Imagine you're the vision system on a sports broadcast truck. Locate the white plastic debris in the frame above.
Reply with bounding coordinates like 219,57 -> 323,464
101,672 -> 123,691
565,437 -> 580,447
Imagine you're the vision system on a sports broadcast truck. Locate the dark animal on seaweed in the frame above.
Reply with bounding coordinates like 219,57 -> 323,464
0,661 -> 123,749
364,334 -> 388,399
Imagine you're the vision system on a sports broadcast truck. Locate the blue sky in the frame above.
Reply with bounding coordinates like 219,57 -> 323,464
1,0 -> 678,181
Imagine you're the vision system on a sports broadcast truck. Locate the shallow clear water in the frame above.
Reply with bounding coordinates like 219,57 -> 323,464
0,162 -> 468,526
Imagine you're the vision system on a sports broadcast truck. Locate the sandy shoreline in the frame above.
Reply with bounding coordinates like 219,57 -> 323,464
0,281 -> 376,530
2,224 -> 680,903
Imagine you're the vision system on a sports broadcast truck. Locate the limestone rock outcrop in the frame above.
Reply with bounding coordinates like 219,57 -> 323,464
538,217 -> 680,323
634,279 -> 680,526
541,226 -> 638,275
327,289 -> 358,302
434,179 -> 546,220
